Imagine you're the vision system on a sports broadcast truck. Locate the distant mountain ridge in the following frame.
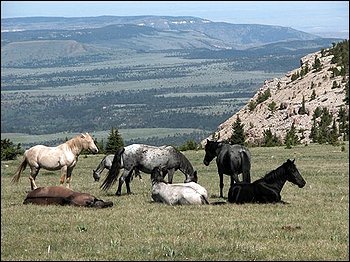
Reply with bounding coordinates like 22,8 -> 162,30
2,15 -> 323,50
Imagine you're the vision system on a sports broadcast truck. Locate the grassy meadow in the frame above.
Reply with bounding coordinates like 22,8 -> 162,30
1,142 -> 349,261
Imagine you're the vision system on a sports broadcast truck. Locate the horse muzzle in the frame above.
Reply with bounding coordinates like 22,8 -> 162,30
93,171 -> 100,182
298,181 -> 306,188
90,148 -> 99,154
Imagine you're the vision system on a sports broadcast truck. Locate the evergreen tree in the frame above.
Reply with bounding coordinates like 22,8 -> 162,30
344,80 -> 349,105
285,122 -> 299,148
312,56 -> 322,71
329,119 -> 339,145
337,106 -> 349,141
268,101 -> 277,113
312,107 -> 322,120
1,138 -> 24,160
298,95 -> 307,114
105,127 -> 124,154
309,119 -> 319,143
262,129 -> 281,147
310,89 -> 316,101
318,108 -> 332,144
230,115 -> 245,145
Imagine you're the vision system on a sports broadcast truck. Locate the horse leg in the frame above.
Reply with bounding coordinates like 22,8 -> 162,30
242,171 -> 251,183
60,166 -> 68,186
116,170 -> 129,196
232,173 -> 239,184
230,175 -> 237,188
219,173 -> 224,198
65,167 -> 74,189
29,166 -> 40,190
125,171 -> 133,194
135,169 -> 142,180
166,169 -> 175,184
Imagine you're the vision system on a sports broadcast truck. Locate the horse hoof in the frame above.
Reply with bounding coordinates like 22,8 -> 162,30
116,192 -> 121,196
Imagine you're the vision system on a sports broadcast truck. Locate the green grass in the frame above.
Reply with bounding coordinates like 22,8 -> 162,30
1,143 -> 349,261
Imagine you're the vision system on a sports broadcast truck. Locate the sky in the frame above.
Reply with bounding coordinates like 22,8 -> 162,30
1,1 -> 349,38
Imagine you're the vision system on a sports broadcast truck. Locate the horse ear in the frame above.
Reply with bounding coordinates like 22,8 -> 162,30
81,133 -> 86,138
292,159 -> 295,163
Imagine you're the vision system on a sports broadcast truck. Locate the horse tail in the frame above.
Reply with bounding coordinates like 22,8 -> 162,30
100,148 -> 124,191
241,148 -> 251,183
12,157 -> 28,184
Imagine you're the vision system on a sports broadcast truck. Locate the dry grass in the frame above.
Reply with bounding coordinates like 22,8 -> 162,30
1,143 -> 349,261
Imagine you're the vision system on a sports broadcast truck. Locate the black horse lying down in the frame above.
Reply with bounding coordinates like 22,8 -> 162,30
228,159 -> 306,204
23,186 -> 113,208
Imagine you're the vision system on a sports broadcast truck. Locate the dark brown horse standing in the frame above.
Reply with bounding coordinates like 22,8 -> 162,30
23,186 -> 113,208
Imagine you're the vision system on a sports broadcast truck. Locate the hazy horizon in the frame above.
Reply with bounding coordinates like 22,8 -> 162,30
1,1 -> 349,38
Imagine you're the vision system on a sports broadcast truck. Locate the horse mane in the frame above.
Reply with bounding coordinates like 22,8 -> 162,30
65,135 -> 85,155
261,162 -> 288,183
100,148 -> 124,191
175,148 -> 194,175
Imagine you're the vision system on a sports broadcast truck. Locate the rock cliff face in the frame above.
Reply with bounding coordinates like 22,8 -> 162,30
202,48 -> 348,146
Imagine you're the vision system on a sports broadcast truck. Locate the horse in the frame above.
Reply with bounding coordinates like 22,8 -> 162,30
100,144 -> 198,196
93,154 -> 142,182
23,186 -> 113,208
151,167 -> 209,205
203,139 -> 251,198
228,159 -> 306,204
12,133 -> 98,190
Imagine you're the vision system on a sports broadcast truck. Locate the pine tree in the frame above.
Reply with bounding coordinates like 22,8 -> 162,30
298,95 -> 307,114
337,106 -> 349,141
230,115 -> 245,145
310,89 -> 316,101
329,119 -> 339,145
105,127 -> 124,154
312,56 -> 322,71
262,129 -> 280,147
310,119 -> 319,143
1,138 -> 24,160
285,122 -> 299,148
318,108 -> 332,144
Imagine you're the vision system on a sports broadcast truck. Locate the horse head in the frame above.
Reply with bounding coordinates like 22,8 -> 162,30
151,167 -> 167,184
285,159 -> 306,188
184,170 -> 198,183
203,139 -> 219,166
81,133 -> 99,154
93,169 -> 100,182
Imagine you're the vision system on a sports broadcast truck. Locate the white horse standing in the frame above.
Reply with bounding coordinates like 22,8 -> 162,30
151,167 -> 209,205
12,133 -> 98,190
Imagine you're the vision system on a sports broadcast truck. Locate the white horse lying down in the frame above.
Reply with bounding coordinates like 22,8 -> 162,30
151,167 -> 209,205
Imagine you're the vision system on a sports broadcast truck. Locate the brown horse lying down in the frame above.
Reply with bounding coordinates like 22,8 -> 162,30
23,186 -> 113,208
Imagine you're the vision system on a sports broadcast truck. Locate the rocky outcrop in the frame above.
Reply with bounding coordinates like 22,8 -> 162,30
202,48 -> 348,146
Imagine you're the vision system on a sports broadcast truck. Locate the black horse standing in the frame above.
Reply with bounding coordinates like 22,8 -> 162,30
203,139 -> 251,198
